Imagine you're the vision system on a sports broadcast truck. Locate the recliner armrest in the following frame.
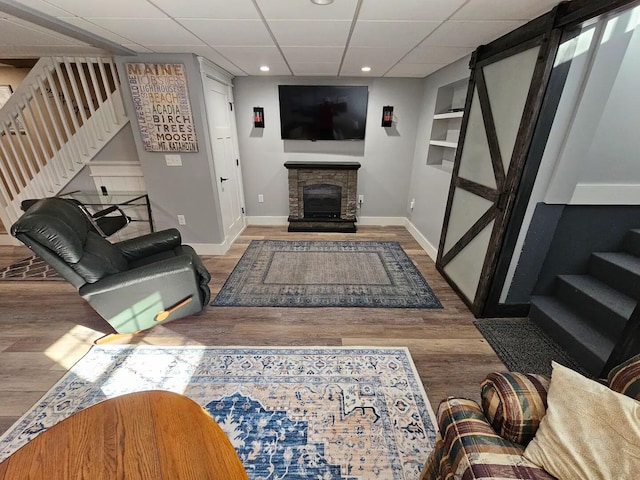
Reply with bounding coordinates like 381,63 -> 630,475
114,228 -> 182,262
79,255 -> 204,334
79,254 -> 194,296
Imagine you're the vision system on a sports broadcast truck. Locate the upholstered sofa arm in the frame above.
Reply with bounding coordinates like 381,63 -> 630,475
115,228 -> 182,262
481,373 -> 550,445
421,398 -> 554,480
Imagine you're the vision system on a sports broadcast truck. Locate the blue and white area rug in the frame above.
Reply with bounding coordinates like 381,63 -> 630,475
0,346 -> 437,479
212,240 -> 442,308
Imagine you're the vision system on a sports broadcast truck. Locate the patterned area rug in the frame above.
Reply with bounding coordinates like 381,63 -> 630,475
212,240 -> 442,308
474,318 -> 588,376
0,346 -> 437,479
0,256 -> 61,280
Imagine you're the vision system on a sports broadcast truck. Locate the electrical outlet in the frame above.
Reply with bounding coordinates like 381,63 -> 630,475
177,214 -> 186,225
358,195 -> 364,203
410,198 -> 415,210
165,154 -> 182,166
258,194 -> 264,203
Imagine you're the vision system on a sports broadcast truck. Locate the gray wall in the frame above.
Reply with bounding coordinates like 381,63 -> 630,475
545,7 -> 640,204
407,56 -> 471,250
115,54 -> 224,244
503,8 -> 640,301
89,123 -> 139,165
233,76 -> 423,218
61,123 -> 139,195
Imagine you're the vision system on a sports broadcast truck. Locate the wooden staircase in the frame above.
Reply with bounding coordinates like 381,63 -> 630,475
530,229 -> 640,376
0,56 -> 129,235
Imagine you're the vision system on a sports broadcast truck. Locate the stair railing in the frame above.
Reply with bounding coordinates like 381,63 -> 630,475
0,56 -> 128,231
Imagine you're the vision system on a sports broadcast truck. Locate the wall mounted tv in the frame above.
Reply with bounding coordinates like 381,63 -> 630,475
278,85 -> 368,141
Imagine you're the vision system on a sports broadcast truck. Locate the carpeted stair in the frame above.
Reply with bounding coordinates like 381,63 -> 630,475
530,229 -> 640,377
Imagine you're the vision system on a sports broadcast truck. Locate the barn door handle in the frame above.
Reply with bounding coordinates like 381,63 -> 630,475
220,177 -> 229,182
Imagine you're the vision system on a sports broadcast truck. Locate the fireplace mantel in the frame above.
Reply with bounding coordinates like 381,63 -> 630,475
284,161 -> 361,171
285,161 -> 361,232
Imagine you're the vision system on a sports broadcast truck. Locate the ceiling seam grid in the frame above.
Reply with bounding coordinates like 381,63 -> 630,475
381,0 -> 473,77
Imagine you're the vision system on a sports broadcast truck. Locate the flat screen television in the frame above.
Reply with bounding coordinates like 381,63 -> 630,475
278,85 -> 368,140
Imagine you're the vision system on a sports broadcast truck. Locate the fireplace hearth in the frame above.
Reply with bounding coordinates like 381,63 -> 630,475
285,161 -> 360,232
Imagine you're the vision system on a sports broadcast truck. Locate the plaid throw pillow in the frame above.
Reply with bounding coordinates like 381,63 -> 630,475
481,372 -> 550,445
608,353 -> 640,401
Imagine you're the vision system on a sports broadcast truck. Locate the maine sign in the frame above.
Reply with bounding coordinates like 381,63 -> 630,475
126,63 -> 198,152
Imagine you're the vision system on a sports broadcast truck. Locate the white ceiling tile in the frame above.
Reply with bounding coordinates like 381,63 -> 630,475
60,17 -> 132,45
214,46 -> 290,75
268,20 -> 351,46
41,0 -> 165,18
350,21 -> 440,49
280,46 -> 344,64
7,17 -> 86,44
401,45 -> 473,64
0,0 -> 559,78
0,44 -> 107,56
290,63 -> 340,76
183,46 -> 247,76
0,18 -> 79,45
256,0 -> 358,20
87,18 -> 204,45
359,0 -> 467,21
12,0 -> 72,17
422,20 -> 525,47
177,19 -> 273,46
341,47 -> 409,75
146,44 -> 246,76
343,47 -> 409,66
152,0 -> 260,19
384,63 -> 447,78
123,44 -> 154,53
337,67 -> 379,77
452,0 -> 562,21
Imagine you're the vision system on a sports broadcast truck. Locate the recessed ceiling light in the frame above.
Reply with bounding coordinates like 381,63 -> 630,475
311,0 -> 334,4
260,65 -> 270,72
361,66 -> 371,72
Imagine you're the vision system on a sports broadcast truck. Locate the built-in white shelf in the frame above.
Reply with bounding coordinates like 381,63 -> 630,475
433,111 -> 464,120
429,140 -> 458,148
427,77 -> 468,168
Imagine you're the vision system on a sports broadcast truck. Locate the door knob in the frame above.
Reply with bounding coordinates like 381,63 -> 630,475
220,177 -> 229,182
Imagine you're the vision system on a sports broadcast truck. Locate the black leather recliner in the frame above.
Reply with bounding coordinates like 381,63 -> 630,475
11,198 -> 211,334
20,197 -> 131,238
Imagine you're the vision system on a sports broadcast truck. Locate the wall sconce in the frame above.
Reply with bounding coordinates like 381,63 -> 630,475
381,105 -> 393,127
253,107 -> 264,128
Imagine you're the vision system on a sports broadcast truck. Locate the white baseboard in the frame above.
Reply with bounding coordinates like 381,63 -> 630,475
190,243 -> 228,255
404,218 -> 438,262
246,216 -> 289,226
357,216 -> 406,226
570,183 -> 640,205
243,216 -> 438,261
190,224 -> 245,256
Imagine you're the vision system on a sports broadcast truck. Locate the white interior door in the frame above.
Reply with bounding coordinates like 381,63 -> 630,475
203,76 -> 244,244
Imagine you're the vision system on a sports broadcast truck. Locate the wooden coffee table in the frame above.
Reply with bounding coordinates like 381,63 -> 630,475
0,390 -> 248,479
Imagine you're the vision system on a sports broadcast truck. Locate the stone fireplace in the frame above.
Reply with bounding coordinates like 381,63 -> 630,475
285,161 -> 361,232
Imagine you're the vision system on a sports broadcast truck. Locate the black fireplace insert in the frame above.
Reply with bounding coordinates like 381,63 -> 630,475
303,184 -> 341,219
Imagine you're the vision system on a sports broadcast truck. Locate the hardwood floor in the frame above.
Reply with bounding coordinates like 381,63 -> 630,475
0,225 -> 505,436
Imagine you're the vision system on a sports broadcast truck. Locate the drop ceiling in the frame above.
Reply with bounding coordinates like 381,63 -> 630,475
0,0 -> 564,77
